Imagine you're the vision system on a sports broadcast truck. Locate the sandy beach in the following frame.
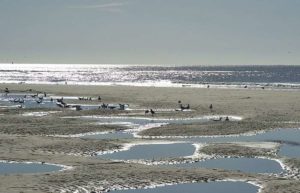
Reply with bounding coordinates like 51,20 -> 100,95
2,0 -> 300,192
0,83 -> 300,193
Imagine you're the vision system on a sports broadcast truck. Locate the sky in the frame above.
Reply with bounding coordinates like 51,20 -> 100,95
0,0 -> 299,65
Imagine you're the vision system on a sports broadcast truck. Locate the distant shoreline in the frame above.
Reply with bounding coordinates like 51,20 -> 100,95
0,64 -> 299,90
1,81 -> 300,91
1,62 -> 299,66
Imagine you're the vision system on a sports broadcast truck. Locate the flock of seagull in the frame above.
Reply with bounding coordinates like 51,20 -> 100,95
2,88 -> 228,122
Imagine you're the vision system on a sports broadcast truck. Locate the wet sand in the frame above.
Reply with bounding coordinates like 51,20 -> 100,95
1,83 -> 300,119
0,83 -> 300,193
0,135 -> 277,193
0,114 -> 125,135
139,121 -> 300,137
200,142 -> 279,158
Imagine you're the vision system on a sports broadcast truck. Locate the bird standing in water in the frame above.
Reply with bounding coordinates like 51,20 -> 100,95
209,104 -> 213,112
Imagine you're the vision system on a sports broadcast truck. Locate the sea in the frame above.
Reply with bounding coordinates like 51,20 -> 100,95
0,63 -> 299,89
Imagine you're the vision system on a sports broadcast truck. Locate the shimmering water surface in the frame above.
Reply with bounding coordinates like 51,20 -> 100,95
1,64 -> 299,88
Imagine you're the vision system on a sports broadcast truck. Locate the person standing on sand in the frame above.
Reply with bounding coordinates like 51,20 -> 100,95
209,104 -> 213,112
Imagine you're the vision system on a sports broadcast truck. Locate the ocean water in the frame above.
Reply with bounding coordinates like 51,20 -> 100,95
0,64 -> 299,89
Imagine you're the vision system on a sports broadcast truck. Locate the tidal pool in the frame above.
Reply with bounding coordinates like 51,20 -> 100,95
85,116 -> 300,159
179,128 -> 300,159
82,131 -> 134,140
172,158 -> 283,174
82,116 -> 237,127
20,100 -> 57,109
99,143 -> 195,161
279,144 -> 300,158
83,116 -> 163,126
0,97 -> 58,109
0,162 -> 63,175
80,116 -> 237,140
172,128 -> 300,144
109,181 -> 258,193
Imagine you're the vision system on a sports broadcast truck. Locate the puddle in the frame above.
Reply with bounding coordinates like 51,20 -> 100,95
80,116 -> 300,160
252,128 -> 300,143
109,181 -> 258,193
82,116 -> 164,126
279,144 -> 300,158
173,128 -> 300,145
80,116 -> 241,126
177,128 -> 300,159
98,143 -> 195,161
0,162 -> 63,175
0,97 -> 58,109
76,116 -> 241,139
0,93 -> 122,110
171,158 -> 284,174
22,111 -> 59,117
82,131 -> 134,140
82,122 -> 161,140
65,115 -> 300,160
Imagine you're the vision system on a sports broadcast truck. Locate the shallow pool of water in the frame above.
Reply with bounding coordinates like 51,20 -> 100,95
81,116 -> 236,140
99,143 -> 195,161
83,116 -> 231,127
82,131 -> 134,140
24,100 -> 58,108
279,144 -> 300,158
170,128 -> 299,143
110,181 -> 258,193
0,98 -> 58,109
178,128 -> 300,159
172,158 -> 283,174
84,117 -> 164,126
0,162 -> 63,175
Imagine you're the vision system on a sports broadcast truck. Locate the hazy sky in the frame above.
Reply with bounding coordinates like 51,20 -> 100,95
0,0 -> 299,65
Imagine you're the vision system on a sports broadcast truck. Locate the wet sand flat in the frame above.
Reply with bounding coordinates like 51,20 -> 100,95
200,142 -> 279,157
0,83 -> 300,193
